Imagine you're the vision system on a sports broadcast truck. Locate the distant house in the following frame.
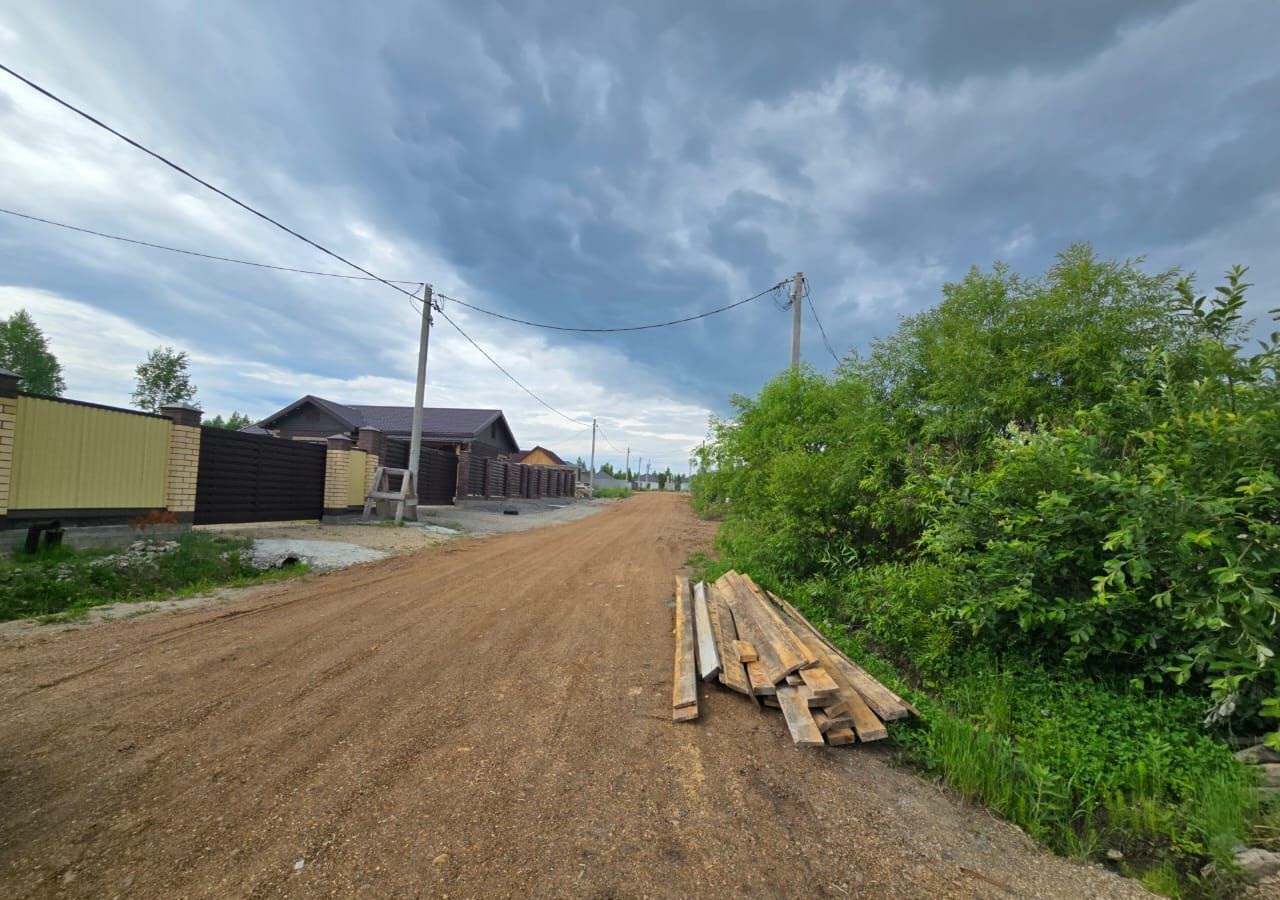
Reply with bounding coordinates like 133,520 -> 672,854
589,471 -> 629,490
247,395 -> 519,459
511,445 -> 569,467
634,474 -> 662,491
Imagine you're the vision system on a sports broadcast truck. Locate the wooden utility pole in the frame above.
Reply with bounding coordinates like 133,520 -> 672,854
790,271 -> 805,370
407,283 -> 433,506
588,418 -> 597,497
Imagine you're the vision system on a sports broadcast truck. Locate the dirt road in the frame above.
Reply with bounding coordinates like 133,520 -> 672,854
0,493 -> 1147,898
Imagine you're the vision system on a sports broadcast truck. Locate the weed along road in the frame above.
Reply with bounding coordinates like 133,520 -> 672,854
0,494 -> 1147,899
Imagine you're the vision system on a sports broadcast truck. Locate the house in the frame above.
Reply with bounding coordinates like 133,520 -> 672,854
511,445 -> 569,467
247,395 -> 520,460
589,471 -> 629,490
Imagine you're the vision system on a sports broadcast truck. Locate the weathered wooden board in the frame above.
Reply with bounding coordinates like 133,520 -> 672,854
826,727 -> 857,746
798,665 -> 840,701
672,577 -> 698,720
673,705 -> 699,723
717,573 -> 808,685
732,640 -> 758,663
771,600 -> 889,741
710,584 -> 755,700
775,686 -> 825,747
768,589 -> 916,722
692,581 -> 721,683
738,573 -> 819,670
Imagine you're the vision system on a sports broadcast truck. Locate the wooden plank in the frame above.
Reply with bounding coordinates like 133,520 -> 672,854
692,581 -> 721,683
768,590 -> 916,721
798,665 -> 841,701
673,705 -> 698,723
811,710 -> 831,733
732,640 -> 758,663
737,573 -> 819,670
672,577 -> 698,719
746,661 -> 777,695
775,686 -> 825,748
717,573 -> 808,685
826,727 -> 857,746
786,674 -> 804,686
772,602 -> 889,741
709,584 -> 754,700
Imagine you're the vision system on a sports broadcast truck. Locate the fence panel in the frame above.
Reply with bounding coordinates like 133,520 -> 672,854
194,428 -> 325,524
11,395 -> 170,511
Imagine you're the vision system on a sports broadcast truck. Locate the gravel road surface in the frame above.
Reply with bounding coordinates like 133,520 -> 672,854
0,493 -> 1149,898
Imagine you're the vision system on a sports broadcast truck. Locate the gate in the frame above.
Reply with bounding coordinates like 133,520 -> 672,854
194,428 -> 326,524
383,441 -> 458,505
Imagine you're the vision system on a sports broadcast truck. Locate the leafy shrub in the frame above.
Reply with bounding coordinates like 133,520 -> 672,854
694,247 -> 1279,894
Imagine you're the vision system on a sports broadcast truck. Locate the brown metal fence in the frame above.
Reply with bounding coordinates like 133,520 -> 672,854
455,452 -> 577,500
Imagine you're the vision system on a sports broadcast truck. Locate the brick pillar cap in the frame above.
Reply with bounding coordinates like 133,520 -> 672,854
359,426 -> 382,432
327,433 -> 354,449
160,402 -> 203,426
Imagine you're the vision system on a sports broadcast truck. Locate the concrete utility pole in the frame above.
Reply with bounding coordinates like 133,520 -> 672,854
588,418 -> 597,497
407,283 -> 433,503
790,271 -> 805,370
625,446 -> 630,482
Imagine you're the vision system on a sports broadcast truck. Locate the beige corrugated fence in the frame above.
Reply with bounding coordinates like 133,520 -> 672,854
10,396 -> 171,510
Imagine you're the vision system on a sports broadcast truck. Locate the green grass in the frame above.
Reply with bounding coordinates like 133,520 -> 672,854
0,532 -> 310,622
591,487 -> 632,499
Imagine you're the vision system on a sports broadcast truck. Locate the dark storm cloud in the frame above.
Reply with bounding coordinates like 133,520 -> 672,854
1,0 -> 1277,447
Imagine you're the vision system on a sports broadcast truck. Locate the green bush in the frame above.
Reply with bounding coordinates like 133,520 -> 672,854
694,247 -> 1280,895
591,487 -> 632,499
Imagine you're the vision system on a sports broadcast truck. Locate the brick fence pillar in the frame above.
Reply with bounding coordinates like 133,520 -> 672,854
160,402 -> 203,524
0,369 -> 17,518
324,434 -> 353,516
356,427 -> 383,495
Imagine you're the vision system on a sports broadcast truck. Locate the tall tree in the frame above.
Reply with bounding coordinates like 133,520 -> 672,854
0,310 -> 65,396
132,346 -> 197,412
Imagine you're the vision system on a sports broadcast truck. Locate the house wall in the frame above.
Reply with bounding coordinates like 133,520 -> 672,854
11,395 -> 172,511
520,448 -> 562,466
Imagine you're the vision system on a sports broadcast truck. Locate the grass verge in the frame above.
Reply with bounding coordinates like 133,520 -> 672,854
0,532 -> 310,622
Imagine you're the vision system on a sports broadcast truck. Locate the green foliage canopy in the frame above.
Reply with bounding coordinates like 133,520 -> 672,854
132,346 -> 197,413
0,309 -> 65,396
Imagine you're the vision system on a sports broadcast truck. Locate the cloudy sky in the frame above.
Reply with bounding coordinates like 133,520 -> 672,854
0,1 -> 1277,471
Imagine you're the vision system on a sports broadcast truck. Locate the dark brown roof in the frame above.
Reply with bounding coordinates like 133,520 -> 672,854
253,395 -> 516,444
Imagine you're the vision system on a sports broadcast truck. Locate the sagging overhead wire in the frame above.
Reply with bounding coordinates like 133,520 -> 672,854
1,204 -> 794,337
2,62 -> 589,430
804,278 -> 842,365
0,207 -> 424,284
436,280 -> 792,333
0,63 -> 422,304
409,292 -> 589,428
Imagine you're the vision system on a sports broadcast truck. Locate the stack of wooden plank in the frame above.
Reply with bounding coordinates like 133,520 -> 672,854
671,570 -> 918,747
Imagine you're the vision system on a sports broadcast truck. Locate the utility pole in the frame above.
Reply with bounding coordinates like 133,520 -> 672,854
790,271 -> 805,370
407,283 -> 433,505
588,418 -> 597,497
625,447 -> 630,482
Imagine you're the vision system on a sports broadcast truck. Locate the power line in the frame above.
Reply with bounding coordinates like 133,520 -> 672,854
4,63 -> 593,431
0,63 -> 421,303
0,206 -> 423,284
1,203 -> 791,336
804,279 -> 841,365
410,293 -> 589,427
436,280 -> 791,333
